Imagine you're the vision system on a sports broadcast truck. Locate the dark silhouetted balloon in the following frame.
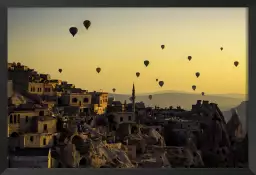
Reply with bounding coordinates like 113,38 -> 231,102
220,47 -> 223,51
202,92 -> 205,96
161,45 -> 165,50
156,79 -> 158,82
69,27 -> 78,37
136,72 -> 140,77
195,72 -> 200,78
188,56 -> 192,61
192,85 -> 196,91
129,97 -> 133,102
96,67 -> 101,73
112,88 -> 116,93
148,95 -> 152,100
159,81 -> 164,87
58,69 -> 62,73
83,20 -> 91,30
144,60 -> 150,67
234,61 -> 239,67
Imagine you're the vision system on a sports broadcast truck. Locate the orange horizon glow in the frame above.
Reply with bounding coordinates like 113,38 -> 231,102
8,8 -> 247,95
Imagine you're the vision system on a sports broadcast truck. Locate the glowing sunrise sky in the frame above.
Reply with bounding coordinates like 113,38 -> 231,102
8,8 -> 247,95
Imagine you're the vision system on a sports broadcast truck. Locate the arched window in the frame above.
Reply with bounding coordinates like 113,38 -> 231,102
43,138 -> 46,145
83,98 -> 89,103
72,98 -> 78,103
39,111 -> 44,116
17,114 -> 20,123
43,124 -> 47,131
9,115 -> 13,124
13,115 -> 17,124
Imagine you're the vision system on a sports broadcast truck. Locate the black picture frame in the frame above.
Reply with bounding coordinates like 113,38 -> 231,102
1,1 -> 254,175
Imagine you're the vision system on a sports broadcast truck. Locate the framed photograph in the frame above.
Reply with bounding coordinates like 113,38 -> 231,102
0,1 -> 254,175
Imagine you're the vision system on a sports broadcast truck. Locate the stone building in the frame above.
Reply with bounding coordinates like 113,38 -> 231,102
58,93 -> 92,107
90,92 -> 108,114
8,104 -> 57,150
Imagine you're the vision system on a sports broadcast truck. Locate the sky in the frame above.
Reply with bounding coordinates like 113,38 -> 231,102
8,8 -> 247,95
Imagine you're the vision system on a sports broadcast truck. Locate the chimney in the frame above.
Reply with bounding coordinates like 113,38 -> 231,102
202,101 -> 209,105
192,105 -> 197,110
196,100 -> 202,105
209,103 -> 216,109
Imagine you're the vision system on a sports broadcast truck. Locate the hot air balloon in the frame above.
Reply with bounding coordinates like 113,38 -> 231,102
201,92 -> 205,96
192,85 -> 196,91
234,61 -> 239,67
112,88 -> 116,93
58,69 -> 62,73
159,81 -> 164,87
156,79 -> 158,82
83,20 -> 91,30
148,95 -> 152,100
188,56 -> 192,61
161,45 -> 165,50
195,72 -> 200,78
96,67 -> 101,73
220,47 -> 223,51
136,72 -> 140,77
144,60 -> 150,67
69,27 -> 78,37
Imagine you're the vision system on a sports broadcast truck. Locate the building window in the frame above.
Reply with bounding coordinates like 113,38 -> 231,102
43,124 -> 47,131
25,116 -> 29,123
14,115 -> 17,124
43,138 -> 46,145
83,98 -> 89,103
9,115 -> 13,124
30,87 -> 33,92
128,116 -> 132,121
17,114 -> 20,123
30,136 -> 34,142
72,98 -> 78,103
39,111 -> 44,116
120,117 -> 123,122
37,88 -> 40,92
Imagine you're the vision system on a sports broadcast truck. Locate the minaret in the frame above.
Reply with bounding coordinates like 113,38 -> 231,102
132,83 -> 136,113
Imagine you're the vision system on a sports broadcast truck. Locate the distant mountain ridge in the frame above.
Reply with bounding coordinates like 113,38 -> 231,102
114,90 -> 247,100
109,92 -> 245,111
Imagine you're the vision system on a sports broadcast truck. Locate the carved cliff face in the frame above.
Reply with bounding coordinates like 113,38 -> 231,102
231,108 -> 238,116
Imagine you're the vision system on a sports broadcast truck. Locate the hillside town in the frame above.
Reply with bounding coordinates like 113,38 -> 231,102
7,62 -> 248,168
